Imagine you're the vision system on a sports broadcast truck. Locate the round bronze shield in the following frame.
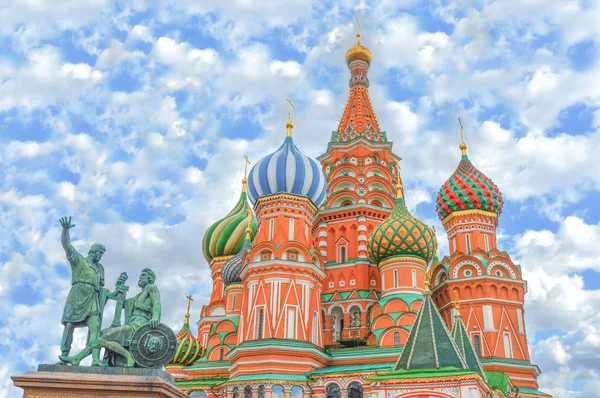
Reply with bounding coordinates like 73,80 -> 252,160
130,323 -> 177,368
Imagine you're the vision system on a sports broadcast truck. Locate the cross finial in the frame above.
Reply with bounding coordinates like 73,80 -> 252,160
355,15 -> 362,44
184,295 -> 193,323
458,117 -> 468,157
395,161 -> 403,200
286,98 -> 295,137
245,208 -> 253,240
242,155 -> 251,192
454,291 -> 461,316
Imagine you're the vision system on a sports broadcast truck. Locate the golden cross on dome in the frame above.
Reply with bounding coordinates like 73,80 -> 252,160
184,295 -> 193,323
454,291 -> 461,315
245,208 -> 253,239
424,270 -> 432,292
355,15 -> 362,44
242,155 -> 251,192
286,98 -> 295,137
458,117 -> 468,156
395,161 -> 404,200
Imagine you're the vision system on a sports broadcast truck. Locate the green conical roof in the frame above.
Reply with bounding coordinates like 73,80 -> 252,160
395,291 -> 467,370
452,312 -> 487,380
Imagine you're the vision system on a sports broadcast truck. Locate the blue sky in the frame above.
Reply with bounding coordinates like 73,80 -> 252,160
1,1 -> 600,397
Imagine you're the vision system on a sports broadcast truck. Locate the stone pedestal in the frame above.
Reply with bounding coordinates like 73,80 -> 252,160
11,364 -> 187,398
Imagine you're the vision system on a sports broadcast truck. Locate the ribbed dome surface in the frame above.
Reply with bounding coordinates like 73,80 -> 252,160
222,240 -> 250,286
170,319 -> 201,366
247,136 -> 327,207
368,197 -> 437,264
202,191 -> 257,263
436,155 -> 503,221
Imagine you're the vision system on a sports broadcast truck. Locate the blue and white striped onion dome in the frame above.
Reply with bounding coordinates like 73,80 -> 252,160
247,136 -> 327,207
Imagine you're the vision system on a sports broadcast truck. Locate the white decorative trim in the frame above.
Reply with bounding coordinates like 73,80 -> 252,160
487,261 -> 517,279
358,235 -> 367,242
319,231 -> 328,237
320,250 -> 327,256
435,270 -> 447,285
319,241 -> 328,247
452,260 -> 483,278
358,245 -> 367,251
357,226 -> 367,232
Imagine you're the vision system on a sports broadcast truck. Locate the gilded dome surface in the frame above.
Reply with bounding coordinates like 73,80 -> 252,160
345,33 -> 372,65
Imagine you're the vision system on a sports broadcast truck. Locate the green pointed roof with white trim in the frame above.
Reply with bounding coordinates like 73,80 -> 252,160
394,287 -> 467,370
451,302 -> 487,380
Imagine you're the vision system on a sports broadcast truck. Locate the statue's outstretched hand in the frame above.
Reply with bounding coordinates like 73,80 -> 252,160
59,217 -> 76,230
149,319 -> 160,328
116,272 -> 128,287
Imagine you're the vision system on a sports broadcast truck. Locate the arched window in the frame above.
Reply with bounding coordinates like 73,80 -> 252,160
244,386 -> 252,398
258,386 -> 265,398
411,269 -> 416,288
291,387 -> 303,398
394,332 -> 400,347
348,382 -> 363,398
233,387 -> 239,398
339,245 -> 347,263
465,233 -> 471,254
473,334 -> 482,357
484,234 -> 489,252
231,294 -> 236,310
272,385 -> 284,398
393,270 -> 398,288
371,200 -> 383,207
326,383 -> 341,398
219,348 -> 224,361
341,200 -> 353,207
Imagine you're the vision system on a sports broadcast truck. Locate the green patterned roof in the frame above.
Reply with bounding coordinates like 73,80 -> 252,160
367,197 -> 437,264
202,189 -> 257,262
395,291 -> 467,370
452,313 -> 486,380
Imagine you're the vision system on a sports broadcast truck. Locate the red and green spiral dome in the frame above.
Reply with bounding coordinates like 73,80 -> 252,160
436,152 -> 503,221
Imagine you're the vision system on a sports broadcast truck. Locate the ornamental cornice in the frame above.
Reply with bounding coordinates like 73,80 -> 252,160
378,255 -> 428,268
441,209 -> 498,225
255,193 -> 318,212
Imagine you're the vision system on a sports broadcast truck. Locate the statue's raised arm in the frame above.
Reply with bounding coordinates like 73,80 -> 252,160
59,216 -> 78,263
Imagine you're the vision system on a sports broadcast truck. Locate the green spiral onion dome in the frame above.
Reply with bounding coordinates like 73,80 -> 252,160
436,147 -> 503,221
169,312 -> 202,366
368,188 -> 437,264
202,188 -> 257,263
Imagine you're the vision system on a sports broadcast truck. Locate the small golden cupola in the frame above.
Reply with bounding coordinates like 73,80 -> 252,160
345,32 -> 373,65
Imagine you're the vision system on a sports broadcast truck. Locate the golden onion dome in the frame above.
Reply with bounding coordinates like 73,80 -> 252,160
345,32 -> 372,65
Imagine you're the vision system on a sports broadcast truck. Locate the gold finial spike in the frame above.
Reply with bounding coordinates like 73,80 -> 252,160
454,291 -> 461,316
242,155 -> 251,192
458,117 -> 468,157
424,270 -> 432,292
432,226 -> 439,258
286,98 -> 295,137
245,208 -> 253,239
355,15 -> 362,44
395,161 -> 404,200
185,295 -> 193,323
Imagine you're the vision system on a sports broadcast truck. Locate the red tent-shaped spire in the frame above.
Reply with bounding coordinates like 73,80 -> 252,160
333,32 -> 385,143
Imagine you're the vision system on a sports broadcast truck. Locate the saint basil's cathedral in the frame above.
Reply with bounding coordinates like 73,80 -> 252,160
165,32 -> 551,398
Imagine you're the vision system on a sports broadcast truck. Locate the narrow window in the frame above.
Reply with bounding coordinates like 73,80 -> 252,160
452,237 -> 457,252
289,218 -> 295,241
483,305 -> 494,330
484,234 -> 489,252
339,246 -> 346,263
393,332 -> 400,346
503,332 -> 513,358
393,270 -> 398,288
312,312 -> 318,344
517,309 -> 525,333
473,334 -> 482,357
219,348 -> 224,361
257,308 -> 264,339
232,294 -> 236,310
411,269 -> 416,288
465,234 -> 471,254
269,218 -> 274,241
287,308 -> 296,339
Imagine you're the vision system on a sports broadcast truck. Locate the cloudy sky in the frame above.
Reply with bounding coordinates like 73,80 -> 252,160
1,0 -> 600,397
